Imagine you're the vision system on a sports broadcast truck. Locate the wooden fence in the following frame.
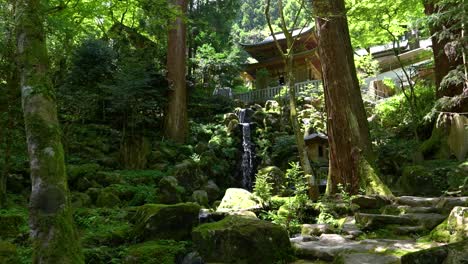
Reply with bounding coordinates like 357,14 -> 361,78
233,80 -> 322,104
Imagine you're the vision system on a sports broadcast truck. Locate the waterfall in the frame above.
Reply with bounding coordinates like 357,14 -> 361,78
238,109 -> 255,190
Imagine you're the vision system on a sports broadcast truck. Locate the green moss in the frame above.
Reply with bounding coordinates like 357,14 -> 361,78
0,214 -> 25,238
132,203 -> 200,241
429,219 -> 451,243
0,241 -> 19,263
74,208 -> 131,248
96,188 -> 121,208
192,215 -> 293,263
359,157 -> 393,197
123,240 -> 188,264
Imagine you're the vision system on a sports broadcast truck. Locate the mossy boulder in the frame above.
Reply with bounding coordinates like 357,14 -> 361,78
132,203 -> 201,241
123,240 -> 188,264
216,188 -> 261,213
401,239 -> 468,264
96,188 -> 121,208
202,180 -> 220,202
0,241 -> 19,264
192,190 -> 209,207
430,206 -> 468,243
227,119 -> 240,134
192,215 -> 292,264
223,113 -> 238,126
0,215 -> 24,238
158,176 -> 183,204
71,192 -> 92,208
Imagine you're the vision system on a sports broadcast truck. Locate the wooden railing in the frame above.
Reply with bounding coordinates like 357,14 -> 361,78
233,80 -> 322,104
232,79 -> 390,104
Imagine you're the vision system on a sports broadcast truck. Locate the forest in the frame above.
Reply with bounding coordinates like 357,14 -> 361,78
0,0 -> 467,263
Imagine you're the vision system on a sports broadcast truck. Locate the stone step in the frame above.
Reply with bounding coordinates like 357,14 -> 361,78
291,234 -> 440,261
397,196 -> 441,207
404,213 -> 447,230
382,205 -> 441,215
435,197 -> 468,213
355,212 -> 447,231
391,225 -> 426,235
355,213 -> 416,230
397,196 -> 468,210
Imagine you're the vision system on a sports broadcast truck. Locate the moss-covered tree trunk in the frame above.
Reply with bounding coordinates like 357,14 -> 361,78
285,54 -> 320,200
265,0 -> 319,200
164,0 -> 188,143
312,0 -> 392,196
16,0 -> 84,262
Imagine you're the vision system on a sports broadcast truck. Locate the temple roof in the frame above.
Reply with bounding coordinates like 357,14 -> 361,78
240,26 -> 314,48
304,133 -> 328,144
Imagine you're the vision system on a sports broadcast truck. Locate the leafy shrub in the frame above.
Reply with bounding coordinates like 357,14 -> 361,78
253,173 -> 273,205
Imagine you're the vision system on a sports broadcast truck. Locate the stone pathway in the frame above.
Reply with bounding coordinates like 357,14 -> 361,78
290,195 -> 468,263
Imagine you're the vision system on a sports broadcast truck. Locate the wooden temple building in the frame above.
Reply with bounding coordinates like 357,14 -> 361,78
240,27 -> 322,89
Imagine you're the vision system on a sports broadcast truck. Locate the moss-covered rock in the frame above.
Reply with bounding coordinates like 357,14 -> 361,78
0,241 -> 19,263
123,240 -> 188,264
192,215 -> 292,264
158,176 -> 183,204
192,190 -> 209,207
96,188 -> 121,208
401,239 -> 468,264
132,203 -> 201,241
216,188 -> 261,213
430,206 -> 468,243
71,192 -> 92,208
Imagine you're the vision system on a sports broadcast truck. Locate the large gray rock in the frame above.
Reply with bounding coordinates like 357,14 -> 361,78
192,215 -> 292,264
401,240 -> 468,264
216,188 -> 261,213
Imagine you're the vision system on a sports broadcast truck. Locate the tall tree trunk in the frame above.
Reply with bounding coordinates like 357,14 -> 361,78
165,0 -> 188,143
423,1 -> 464,97
312,0 -> 392,196
265,0 -> 319,200
16,0 -> 84,262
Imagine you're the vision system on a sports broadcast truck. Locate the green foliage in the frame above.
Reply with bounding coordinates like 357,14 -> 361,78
372,84 -> 435,131
259,163 -> 310,234
192,43 -> 245,89
124,240 -> 188,264
346,0 -> 425,49
253,173 -> 273,205
354,54 -> 380,86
